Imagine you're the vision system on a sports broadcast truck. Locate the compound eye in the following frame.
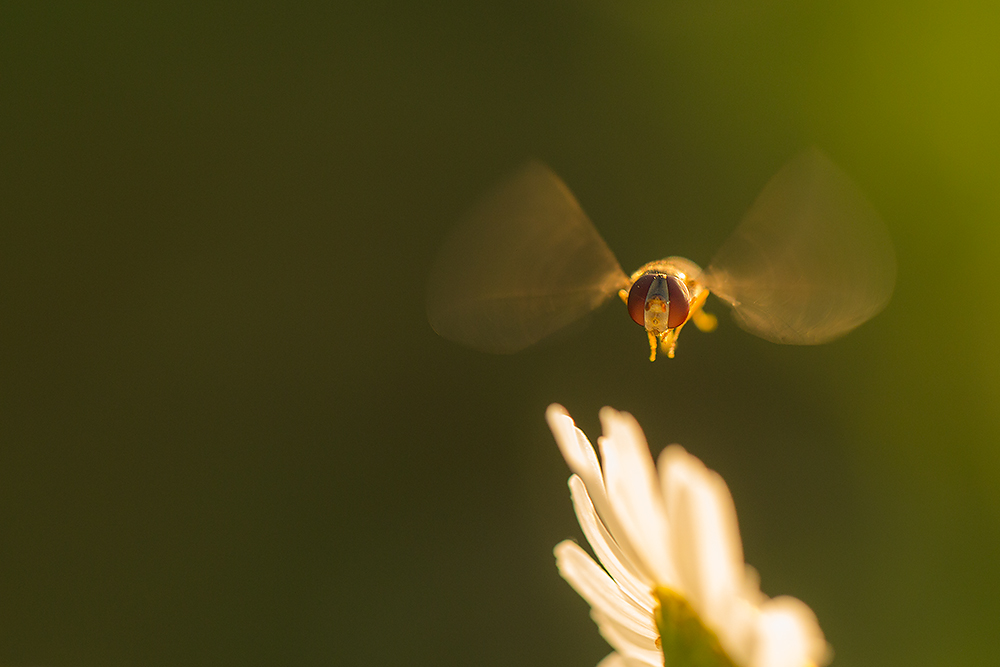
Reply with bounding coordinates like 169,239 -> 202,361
664,275 -> 691,328
627,274 -> 656,325
628,273 -> 693,329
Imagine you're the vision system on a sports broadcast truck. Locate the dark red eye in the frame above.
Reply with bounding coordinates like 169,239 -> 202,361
627,274 -> 655,325
627,273 -> 691,328
665,275 -> 691,328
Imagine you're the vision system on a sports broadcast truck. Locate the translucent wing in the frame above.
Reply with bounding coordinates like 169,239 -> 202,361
702,149 -> 896,345
427,161 -> 629,354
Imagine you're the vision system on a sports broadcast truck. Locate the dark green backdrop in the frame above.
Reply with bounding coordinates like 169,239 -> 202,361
2,3 -> 998,666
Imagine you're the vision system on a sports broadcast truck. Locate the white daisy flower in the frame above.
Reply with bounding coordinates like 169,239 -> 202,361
547,404 -> 829,667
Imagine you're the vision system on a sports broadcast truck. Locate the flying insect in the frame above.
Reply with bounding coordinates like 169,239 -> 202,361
426,149 -> 896,361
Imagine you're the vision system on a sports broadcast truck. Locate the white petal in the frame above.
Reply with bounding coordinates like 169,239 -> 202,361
548,404 -> 652,581
627,657 -> 659,667
741,564 -> 768,606
568,474 -> 656,610
554,540 -> 655,635
548,404 -> 604,491
659,445 -> 744,634
594,611 -> 664,667
598,407 -> 676,587
596,653 -> 627,667
717,593 -> 760,667
597,652 -> 655,667
750,596 -> 828,667
591,608 -> 659,651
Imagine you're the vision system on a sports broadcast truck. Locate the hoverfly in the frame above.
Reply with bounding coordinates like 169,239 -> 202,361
426,149 -> 896,361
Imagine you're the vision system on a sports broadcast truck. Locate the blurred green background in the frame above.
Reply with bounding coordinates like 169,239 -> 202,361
1,2 -> 999,666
